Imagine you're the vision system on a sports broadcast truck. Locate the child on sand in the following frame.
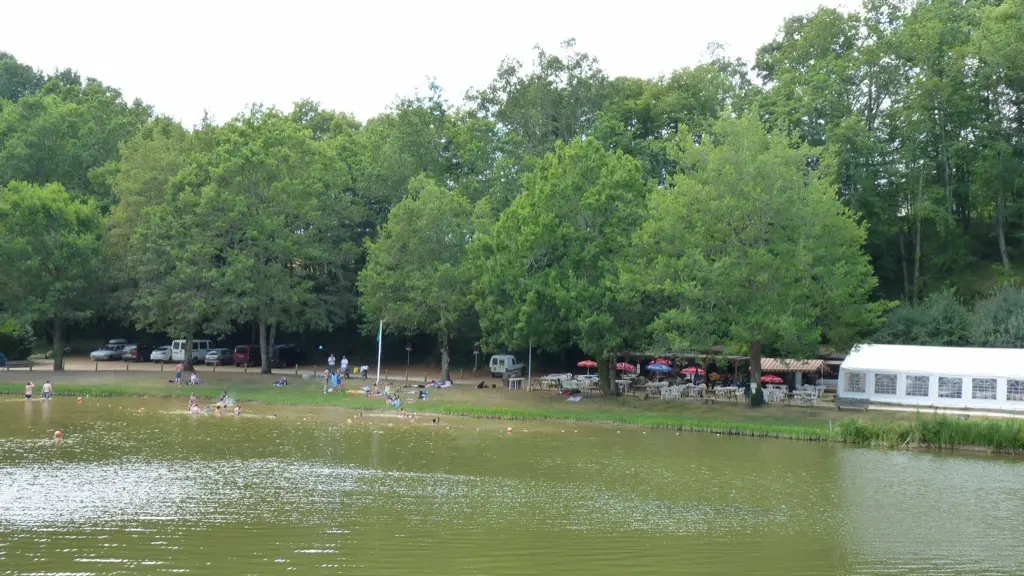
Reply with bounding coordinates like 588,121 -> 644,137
24,381 -> 34,400
42,380 -> 53,400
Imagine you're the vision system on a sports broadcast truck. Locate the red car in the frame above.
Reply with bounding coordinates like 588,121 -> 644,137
233,345 -> 262,367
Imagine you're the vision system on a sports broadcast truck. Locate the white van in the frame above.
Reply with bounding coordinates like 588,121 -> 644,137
488,354 -> 521,378
171,339 -> 213,363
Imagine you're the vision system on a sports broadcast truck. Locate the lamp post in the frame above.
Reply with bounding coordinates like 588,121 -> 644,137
473,344 -> 480,374
405,341 -> 412,380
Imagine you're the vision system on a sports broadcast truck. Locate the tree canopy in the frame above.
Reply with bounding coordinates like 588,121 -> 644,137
2,1 -> 1023,382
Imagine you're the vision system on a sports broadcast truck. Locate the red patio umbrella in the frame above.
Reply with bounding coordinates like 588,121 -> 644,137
576,359 -> 597,375
761,374 -> 784,384
654,358 -> 672,365
616,362 -> 636,372
680,366 -> 705,375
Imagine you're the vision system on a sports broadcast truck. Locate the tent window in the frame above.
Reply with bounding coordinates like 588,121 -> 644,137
938,377 -> 962,399
874,373 -> 896,395
905,375 -> 930,397
972,378 -> 996,401
846,371 -> 865,393
1008,380 -> 1024,402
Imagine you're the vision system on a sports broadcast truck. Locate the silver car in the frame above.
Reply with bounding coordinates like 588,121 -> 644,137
90,340 -> 127,361
150,345 -> 172,363
205,348 -> 232,366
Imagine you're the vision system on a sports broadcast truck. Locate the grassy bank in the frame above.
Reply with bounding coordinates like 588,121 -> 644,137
2,373 -> 1023,453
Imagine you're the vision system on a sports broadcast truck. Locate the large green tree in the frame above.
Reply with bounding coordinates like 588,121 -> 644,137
0,181 -> 105,370
634,117 -> 883,383
358,176 -> 475,381
473,138 -> 648,393
194,107 -> 362,373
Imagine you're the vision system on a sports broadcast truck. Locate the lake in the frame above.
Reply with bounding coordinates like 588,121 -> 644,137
1,396 -> 1022,575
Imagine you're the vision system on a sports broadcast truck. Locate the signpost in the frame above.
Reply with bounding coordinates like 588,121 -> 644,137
473,345 -> 480,374
405,342 -> 412,380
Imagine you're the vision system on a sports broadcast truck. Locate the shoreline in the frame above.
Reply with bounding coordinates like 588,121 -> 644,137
3,381 -> 1023,456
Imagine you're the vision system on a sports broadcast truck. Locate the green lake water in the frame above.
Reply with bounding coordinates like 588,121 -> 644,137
1,396 -> 1023,575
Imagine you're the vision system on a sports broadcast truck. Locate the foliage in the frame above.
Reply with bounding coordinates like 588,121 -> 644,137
972,284 -> 1024,348
358,176 -> 475,381
473,138 -> 648,392
0,318 -> 34,360
634,117 -> 882,382
874,289 -> 973,346
0,181 -> 105,370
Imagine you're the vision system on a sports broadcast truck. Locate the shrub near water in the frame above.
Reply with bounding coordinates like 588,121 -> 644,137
838,415 -> 1024,452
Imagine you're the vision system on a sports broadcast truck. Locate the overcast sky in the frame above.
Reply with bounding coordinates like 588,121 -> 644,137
4,0 -> 850,127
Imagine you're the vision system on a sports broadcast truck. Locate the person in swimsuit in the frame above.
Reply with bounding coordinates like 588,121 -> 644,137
234,403 -> 242,416
175,362 -> 184,384
42,380 -> 53,400
188,393 -> 198,410
24,381 -> 34,400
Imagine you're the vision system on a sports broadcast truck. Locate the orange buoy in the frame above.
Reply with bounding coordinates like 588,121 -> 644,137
54,430 -> 63,440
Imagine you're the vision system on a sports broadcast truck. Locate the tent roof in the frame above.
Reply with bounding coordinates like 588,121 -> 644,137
840,344 -> 1024,380
761,358 -> 825,373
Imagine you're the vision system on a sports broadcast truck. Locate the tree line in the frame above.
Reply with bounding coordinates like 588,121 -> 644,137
1,0 -> 1023,388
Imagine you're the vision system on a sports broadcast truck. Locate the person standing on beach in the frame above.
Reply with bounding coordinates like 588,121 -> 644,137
175,362 -> 184,385
328,354 -> 336,375
42,380 -> 53,400
340,355 -> 349,377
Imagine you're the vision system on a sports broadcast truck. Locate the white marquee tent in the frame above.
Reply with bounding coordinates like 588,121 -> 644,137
838,344 -> 1024,411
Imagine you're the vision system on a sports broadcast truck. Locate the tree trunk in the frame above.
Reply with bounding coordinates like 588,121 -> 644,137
899,232 -> 910,302
52,318 -> 64,372
605,353 -> 619,396
184,334 -> 194,371
749,340 -> 762,385
913,171 -> 923,303
439,333 -> 450,382
597,354 -> 613,395
997,191 -> 1011,271
268,323 -> 277,350
259,319 -> 271,374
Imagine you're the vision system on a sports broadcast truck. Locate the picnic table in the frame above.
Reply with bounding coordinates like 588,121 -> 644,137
508,377 -> 524,391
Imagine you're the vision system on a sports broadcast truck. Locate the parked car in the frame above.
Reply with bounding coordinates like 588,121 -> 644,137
233,344 -> 261,367
488,354 -> 523,378
90,339 -> 128,361
122,344 -> 153,362
171,339 -> 213,363
150,345 -> 172,363
271,344 -> 306,368
204,348 -> 233,366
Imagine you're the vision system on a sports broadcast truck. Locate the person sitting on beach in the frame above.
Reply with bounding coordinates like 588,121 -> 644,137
274,376 -> 289,387
42,380 -> 53,400
189,371 -> 201,386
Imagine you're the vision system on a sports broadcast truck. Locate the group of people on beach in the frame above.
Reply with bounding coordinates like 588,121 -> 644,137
23,380 -> 53,400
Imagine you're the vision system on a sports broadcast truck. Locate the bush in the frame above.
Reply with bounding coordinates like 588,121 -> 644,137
749,385 -> 765,407
0,319 -> 34,360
